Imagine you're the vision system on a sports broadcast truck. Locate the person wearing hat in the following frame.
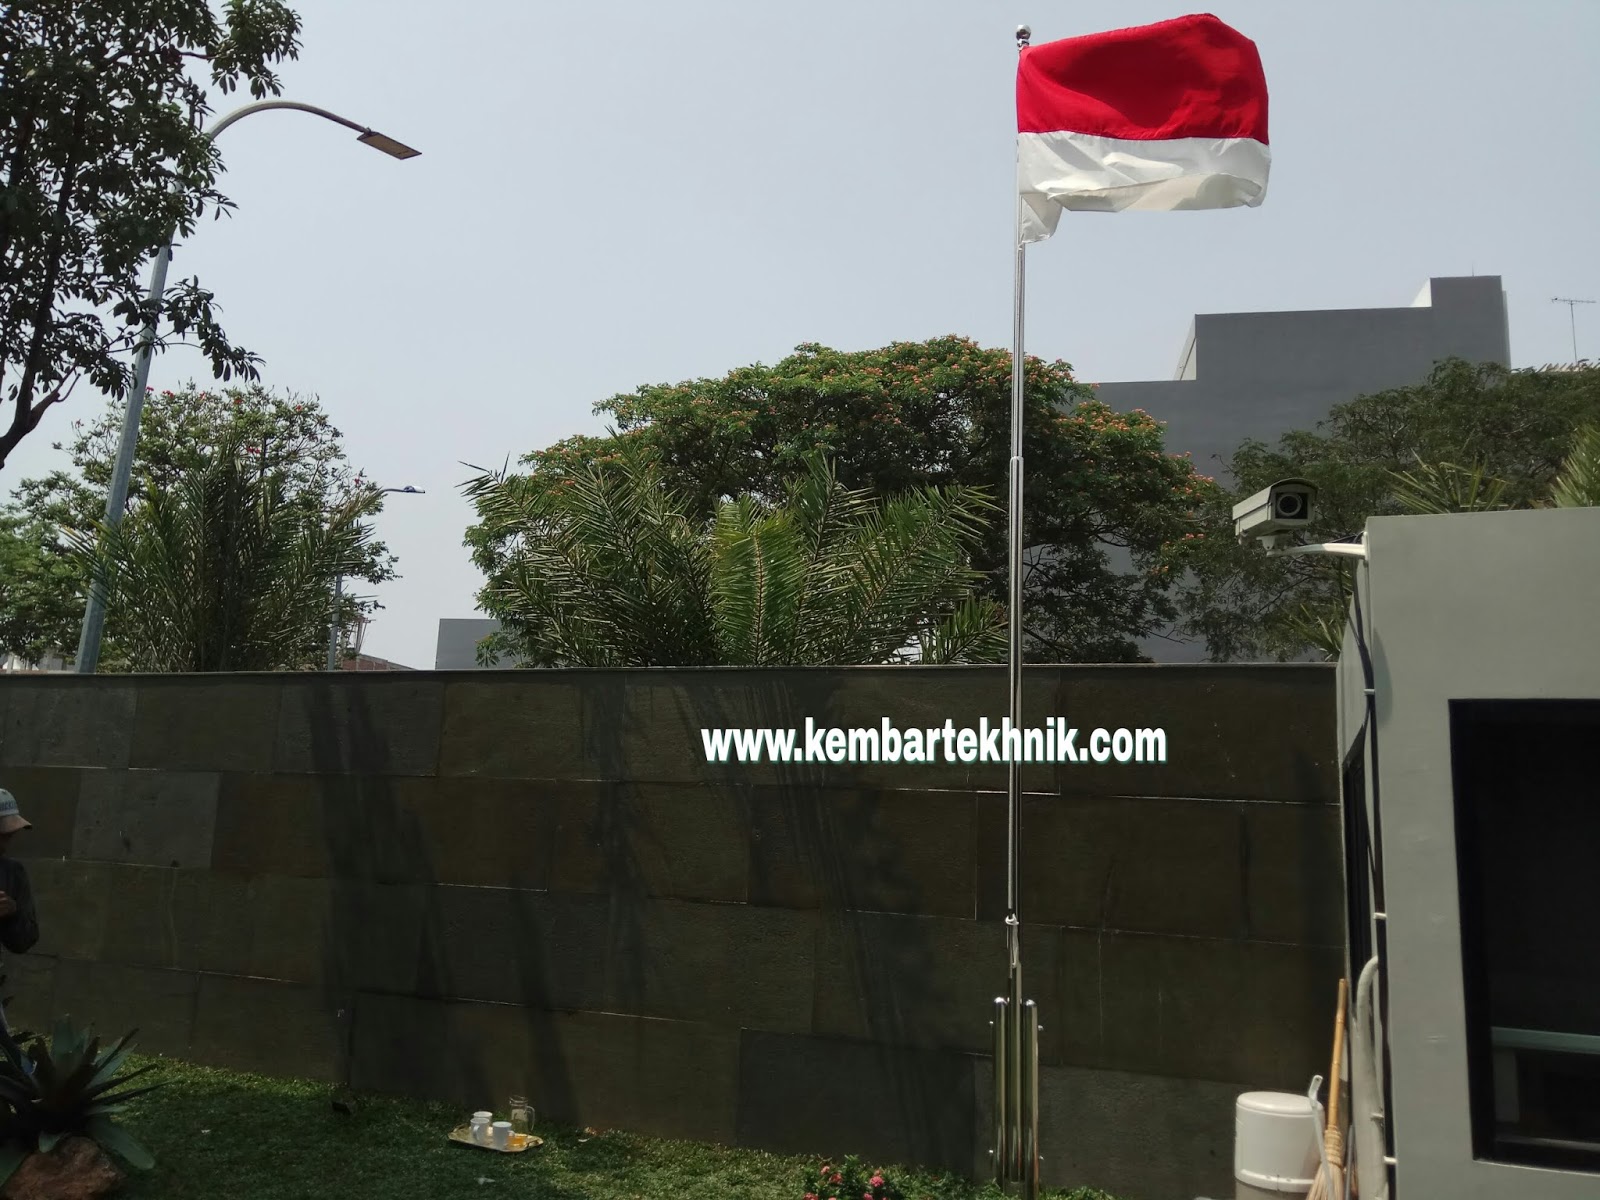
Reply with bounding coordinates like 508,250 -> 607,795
0,790 -> 38,1038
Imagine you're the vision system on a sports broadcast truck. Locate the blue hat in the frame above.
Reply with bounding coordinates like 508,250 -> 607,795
0,790 -> 30,834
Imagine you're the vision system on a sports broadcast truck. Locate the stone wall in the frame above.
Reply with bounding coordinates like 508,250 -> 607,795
0,665 -> 1343,1200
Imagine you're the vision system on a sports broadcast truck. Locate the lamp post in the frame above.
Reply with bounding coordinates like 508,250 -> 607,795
328,485 -> 423,671
74,101 -> 420,674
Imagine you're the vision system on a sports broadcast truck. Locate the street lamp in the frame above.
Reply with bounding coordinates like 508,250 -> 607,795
74,101 -> 420,674
328,485 -> 424,672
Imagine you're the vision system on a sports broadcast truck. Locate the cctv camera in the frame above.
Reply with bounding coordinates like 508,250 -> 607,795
1233,478 -> 1317,547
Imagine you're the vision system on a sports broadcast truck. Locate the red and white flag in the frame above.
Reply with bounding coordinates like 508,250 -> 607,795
1017,13 -> 1270,242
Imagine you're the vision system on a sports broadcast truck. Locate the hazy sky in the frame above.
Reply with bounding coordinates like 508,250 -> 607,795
6,1 -> 1598,669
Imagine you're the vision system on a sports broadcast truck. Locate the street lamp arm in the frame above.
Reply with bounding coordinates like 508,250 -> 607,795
204,99 -> 369,142
203,99 -> 418,158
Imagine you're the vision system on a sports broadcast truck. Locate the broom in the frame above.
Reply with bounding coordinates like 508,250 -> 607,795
1308,978 -> 1349,1200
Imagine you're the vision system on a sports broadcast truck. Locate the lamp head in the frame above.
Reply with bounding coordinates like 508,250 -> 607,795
358,129 -> 420,160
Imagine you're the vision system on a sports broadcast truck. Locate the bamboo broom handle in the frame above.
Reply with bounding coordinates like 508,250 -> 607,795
1326,977 -> 1349,1140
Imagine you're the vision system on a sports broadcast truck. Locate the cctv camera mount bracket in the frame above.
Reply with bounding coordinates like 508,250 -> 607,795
1265,537 -> 1368,560
1247,532 -> 1297,551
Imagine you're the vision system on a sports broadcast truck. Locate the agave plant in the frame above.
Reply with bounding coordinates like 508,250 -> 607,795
0,1018 -> 163,1184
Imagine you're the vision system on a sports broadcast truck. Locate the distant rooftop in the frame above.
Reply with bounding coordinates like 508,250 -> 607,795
1159,275 -> 1510,385
337,653 -> 415,672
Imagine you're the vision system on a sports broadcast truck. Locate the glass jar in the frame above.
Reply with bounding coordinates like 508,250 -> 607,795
509,1095 -> 533,1135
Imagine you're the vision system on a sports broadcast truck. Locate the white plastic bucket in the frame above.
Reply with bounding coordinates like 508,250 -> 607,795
1234,1091 -> 1319,1197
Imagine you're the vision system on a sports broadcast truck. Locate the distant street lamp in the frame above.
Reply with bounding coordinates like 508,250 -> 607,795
74,101 -> 421,674
328,485 -> 424,671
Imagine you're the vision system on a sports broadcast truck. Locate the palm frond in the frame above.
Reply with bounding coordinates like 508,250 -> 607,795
919,595 -> 1009,664
1387,455 -> 1511,514
1549,424 -> 1600,508
65,433 -> 376,670
468,449 -> 1001,666
1285,603 -> 1346,662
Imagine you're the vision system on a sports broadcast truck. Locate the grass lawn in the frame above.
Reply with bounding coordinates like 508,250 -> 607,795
112,1055 -> 1120,1200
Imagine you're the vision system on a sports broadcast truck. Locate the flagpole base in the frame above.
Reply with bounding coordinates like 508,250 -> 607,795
990,986 -> 1042,1198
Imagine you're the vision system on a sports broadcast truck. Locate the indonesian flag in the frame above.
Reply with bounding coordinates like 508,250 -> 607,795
1017,13 -> 1270,243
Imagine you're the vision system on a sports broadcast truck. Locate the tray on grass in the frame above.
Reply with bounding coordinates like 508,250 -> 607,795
447,1126 -> 542,1153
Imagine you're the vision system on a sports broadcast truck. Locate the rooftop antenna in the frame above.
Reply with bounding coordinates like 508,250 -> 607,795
1552,297 -> 1594,362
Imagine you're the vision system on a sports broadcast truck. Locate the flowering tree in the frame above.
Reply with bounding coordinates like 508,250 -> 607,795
468,338 -> 1211,662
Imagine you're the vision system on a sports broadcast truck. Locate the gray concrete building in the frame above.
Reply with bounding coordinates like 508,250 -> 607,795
434,617 -> 510,669
1097,275 -> 1510,483
1095,274 -> 1512,661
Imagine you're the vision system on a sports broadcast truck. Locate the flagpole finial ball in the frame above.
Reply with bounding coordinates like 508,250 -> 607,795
1016,25 -> 1031,46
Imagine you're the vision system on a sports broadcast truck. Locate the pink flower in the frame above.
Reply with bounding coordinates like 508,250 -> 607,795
869,1176 -> 884,1189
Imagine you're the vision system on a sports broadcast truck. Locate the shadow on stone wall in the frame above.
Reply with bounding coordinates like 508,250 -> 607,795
677,670 -> 964,1164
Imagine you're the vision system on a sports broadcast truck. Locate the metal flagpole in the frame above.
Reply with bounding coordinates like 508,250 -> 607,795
992,22 -> 1042,1198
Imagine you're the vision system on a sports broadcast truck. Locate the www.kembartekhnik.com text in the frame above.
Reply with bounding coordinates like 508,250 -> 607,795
700,718 -> 1166,765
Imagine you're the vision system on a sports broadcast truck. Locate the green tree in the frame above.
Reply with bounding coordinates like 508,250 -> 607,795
0,506 -> 80,662
65,429 -> 378,671
1,383 -> 394,667
1175,359 -> 1600,661
468,338 -> 1210,662
463,446 -> 1007,667
0,0 -> 302,470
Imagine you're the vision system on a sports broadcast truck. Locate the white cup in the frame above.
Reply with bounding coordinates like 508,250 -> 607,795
491,1120 -> 513,1149
470,1113 -> 492,1144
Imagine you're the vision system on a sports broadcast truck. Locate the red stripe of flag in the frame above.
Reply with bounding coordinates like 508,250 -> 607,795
1017,13 -> 1269,144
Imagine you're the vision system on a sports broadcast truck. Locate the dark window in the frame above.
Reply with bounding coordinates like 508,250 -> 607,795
1451,700 -> 1600,1173
1343,730 -> 1372,970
